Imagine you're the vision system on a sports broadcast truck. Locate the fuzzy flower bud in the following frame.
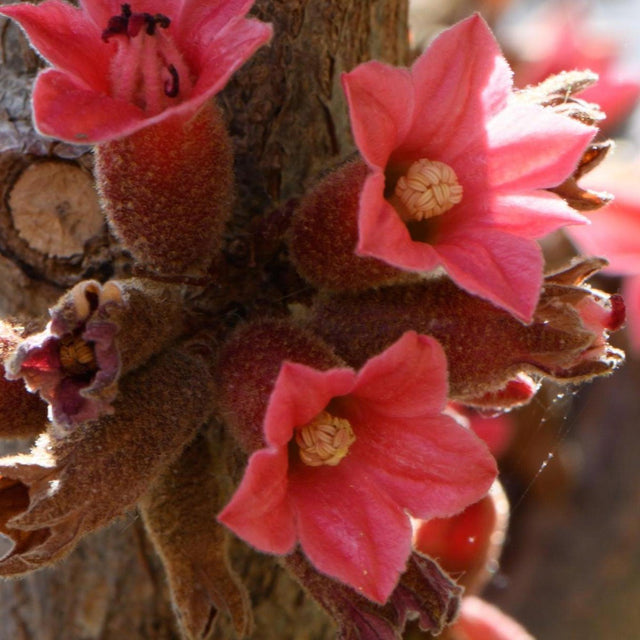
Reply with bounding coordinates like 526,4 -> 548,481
95,103 -> 234,274
307,258 -> 625,409
6,278 -> 185,430
287,161 -> 415,291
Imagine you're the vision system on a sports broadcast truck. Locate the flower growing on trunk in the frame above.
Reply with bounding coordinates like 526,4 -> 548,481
0,0 -> 272,142
218,327 -> 496,603
341,15 -> 596,321
0,0 -> 272,273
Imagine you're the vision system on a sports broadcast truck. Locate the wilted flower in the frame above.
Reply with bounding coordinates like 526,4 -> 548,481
5,279 -> 184,429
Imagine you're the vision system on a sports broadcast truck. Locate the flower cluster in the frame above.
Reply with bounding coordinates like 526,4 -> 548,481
0,1 -> 628,638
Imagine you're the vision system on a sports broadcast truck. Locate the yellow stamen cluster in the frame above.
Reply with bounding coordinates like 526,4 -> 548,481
59,334 -> 97,377
394,158 -> 463,221
295,411 -> 356,467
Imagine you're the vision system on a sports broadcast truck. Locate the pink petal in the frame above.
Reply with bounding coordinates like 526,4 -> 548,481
176,0 -> 256,50
403,15 -> 512,162
490,191 -> 588,238
455,596 -> 534,640
437,230 -> 543,322
623,276 -> 640,353
190,17 -> 273,100
356,172 -> 440,271
264,363 -> 356,448
32,69 -> 147,142
487,103 -> 596,191
351,332 -> 449,418
341,62 -> 414,169
289,463 -> 411,603
0,1 -> 112,92
217,448 -> 296,554
568,200 -> 640,274
348,411 -> 496,521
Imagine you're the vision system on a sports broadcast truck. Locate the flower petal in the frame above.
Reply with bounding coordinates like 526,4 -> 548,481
356,171 -> 440,271
217,448 -> 296,555
568,200 -> 640,274
404,14 -> 512,161
32,69 -> 147,142
437,229 -> 543,322
622,276 -> 640,353
348,411 -> 496,521
190,17 -> 273,102
487,103 -> 596,192
351,332 -> 448,418
176,0 -> 256,52
0,0 -> 112,92
289,463 -> 412,603
342,62 -> 414,169
491,191 -> 588,238
264,362 -> 356,447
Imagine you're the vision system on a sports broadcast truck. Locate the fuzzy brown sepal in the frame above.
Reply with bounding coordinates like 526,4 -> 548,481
140,431 -> 252,640
308,258 -> 624,408
0,321 -> 46,438
550,141 -> 614,211
95,102 -> 233,275
215,319 -> 342,453
6,278 -> 185,431
282,549 -> 461,639
0,343 -> 215,577
389,551 -> 462,635
288,161 -> 414,291
516,70 -> 605,127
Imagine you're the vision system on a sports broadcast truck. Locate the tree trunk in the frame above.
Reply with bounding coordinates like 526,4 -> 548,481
0,1 -> 408,638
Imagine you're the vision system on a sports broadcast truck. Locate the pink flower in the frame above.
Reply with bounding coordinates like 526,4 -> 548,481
512,3 -> 640,133
218,331 -> 496,604
0,0 -> 272,142
341,15 -> 596,322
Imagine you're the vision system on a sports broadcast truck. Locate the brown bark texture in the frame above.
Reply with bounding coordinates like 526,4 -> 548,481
0,1 -> 408,638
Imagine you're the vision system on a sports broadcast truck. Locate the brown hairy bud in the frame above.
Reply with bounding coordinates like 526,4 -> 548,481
0,343 -> 215,576
6,278 -> 185,430
95,102 -> 233,275
283,548 -> 461,639
308,258 -> 624,409
215,319 -> 342,453
288,160 -> 414,291
140,431 -> 253,640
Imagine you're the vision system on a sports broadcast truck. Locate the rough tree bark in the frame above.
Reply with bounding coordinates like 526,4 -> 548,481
0,1 -> 408,638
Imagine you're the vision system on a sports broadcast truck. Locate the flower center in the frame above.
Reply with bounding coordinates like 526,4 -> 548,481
102,4 -> 192,114
393,159 -> 463,222
295,411 -> 356,467
58,334 -> 97,378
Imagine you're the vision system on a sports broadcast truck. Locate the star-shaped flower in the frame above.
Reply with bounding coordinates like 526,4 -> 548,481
0,0 -> 272,142
218,331 -> 496,603
342,15 -> 596,321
